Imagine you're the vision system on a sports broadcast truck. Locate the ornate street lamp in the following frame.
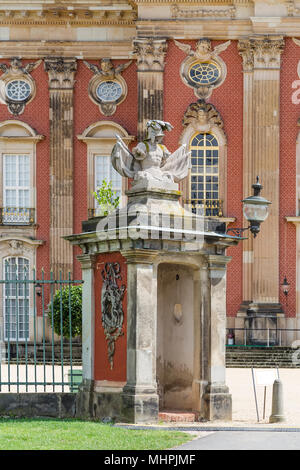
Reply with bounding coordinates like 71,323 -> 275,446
227,176 -> 271,238
281,276 -> 290,297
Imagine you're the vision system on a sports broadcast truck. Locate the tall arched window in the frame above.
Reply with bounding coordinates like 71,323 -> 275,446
4,256 -> 29,341
190,132 -> 220,216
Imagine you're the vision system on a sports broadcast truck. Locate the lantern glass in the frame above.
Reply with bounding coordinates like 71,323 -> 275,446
243,202 -> 269,223
281,277 -> 290,296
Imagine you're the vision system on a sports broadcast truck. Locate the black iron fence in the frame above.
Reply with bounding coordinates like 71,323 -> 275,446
226,327 -> 300,347
0,264 -> 83,392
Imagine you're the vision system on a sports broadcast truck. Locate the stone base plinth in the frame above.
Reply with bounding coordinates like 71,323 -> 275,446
121,388 -> 159,424
75,380 -> 159,423
203,385 -> 232,421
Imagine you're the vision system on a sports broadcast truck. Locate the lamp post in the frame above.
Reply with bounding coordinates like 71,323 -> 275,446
281,277 -> 290,297
227,176 -> 271,238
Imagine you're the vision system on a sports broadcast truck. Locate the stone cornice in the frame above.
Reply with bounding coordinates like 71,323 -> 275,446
133,0 -> 251,3
0,2 -> 137,25
0,41 -> 134,60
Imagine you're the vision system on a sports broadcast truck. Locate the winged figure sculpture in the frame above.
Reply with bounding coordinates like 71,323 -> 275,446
174,38 -> 231,61
111,120 -> 191,186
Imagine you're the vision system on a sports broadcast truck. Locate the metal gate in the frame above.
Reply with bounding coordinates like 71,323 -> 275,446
0,261 -> 83,393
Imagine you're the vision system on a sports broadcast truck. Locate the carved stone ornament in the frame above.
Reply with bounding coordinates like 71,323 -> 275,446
238,37 -> 285,71
174,38 -> 230,100
44,57 -> 77,90
0,57 -> 41,115
171,4 -> 236,19
101,262 -> 126,370
132,38 -> 168,72
180,99 -> 226,144
83,58 -> 132,116
6,239 -> 33,256
287,1 -> 300,16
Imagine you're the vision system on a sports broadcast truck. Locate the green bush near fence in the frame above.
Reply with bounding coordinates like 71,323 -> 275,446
48,285 -> 82,338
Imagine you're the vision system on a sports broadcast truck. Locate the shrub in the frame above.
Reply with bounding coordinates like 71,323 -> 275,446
93,179 -> 120,216
48,285 -> 82,338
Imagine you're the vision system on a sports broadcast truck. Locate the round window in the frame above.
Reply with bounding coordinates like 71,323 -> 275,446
5,79 -> 31,102
96,81 -> 123,102
188,62 -> 220,85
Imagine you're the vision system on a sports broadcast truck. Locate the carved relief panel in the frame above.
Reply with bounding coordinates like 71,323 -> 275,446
101,262 -> 126,369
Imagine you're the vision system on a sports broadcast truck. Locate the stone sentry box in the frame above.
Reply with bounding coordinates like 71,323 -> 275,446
65,120 -> 240,423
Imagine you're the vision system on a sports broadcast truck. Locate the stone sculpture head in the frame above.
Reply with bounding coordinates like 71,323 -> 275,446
146,120 -> 173,144
196,39 -> 212,57
100,58 -> 114,73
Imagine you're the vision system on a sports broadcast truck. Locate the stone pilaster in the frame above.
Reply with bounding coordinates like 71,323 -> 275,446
238,39 -> 254,303
200,255 -> 232,421
44,57 -> 77,278
75,253 -> 96,419
121,249 -> 159,423
238,37 -> 284,313
132,38 -> 168,140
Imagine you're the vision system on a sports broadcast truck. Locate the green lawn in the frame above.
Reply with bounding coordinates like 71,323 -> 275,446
0,418 -> 193,450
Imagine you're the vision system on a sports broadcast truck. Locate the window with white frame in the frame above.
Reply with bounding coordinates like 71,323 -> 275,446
3,154 -> 31,224
4,256 -> 30,341
94,155 -> 122,207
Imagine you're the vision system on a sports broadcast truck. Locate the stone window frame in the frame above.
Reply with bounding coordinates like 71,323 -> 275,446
77,121 -> 135,213
189,131 -> 220,211
3,254 -> 30,341
0,237 -> 44,344
180,55 -> 228,100
180,120 -> 227,216
0,120 -> 44,226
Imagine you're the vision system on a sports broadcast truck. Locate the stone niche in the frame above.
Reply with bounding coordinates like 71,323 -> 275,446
157,264 -> 195,411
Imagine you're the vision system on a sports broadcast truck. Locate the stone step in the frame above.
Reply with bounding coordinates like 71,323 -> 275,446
225,346 -> 300,368
158,411 -> 197,423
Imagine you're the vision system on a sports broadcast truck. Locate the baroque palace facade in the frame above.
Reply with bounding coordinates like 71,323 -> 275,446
0,0 -> 300,345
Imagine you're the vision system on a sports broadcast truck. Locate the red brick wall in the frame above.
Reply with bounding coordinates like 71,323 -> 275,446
0,60 -> 50,278
280,38 -> 298,317
164,40 -> 244,317
94,252 -> 127,382
73,60 -> 138,280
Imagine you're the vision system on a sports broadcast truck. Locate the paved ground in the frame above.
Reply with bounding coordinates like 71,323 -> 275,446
118,368 -> 300,430
1,366 -> 300,427
227,368 -> 300,426
176,431 -> 300,450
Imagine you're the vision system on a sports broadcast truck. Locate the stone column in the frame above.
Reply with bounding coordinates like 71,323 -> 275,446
121,249 -> 159,423
132,38 -> 168,140
252,37 -> 284,306
238,37 -> 284,316
44,57 -> 77,279
75,254 -> 96,419
201,255 -> 232,421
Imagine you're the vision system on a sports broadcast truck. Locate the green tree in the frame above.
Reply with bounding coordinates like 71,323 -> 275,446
93,179 -> 120,216
48,285 -> 82,338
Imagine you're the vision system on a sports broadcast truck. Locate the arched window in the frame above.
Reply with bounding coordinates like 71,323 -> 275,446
190,132 -> 220,216
4,256 -> 29,341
